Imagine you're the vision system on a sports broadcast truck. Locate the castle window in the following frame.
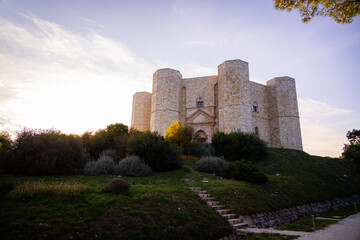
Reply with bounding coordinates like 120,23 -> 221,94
252,102 -> 258,112
197,97 -> 204,107
255,126 -> 259,136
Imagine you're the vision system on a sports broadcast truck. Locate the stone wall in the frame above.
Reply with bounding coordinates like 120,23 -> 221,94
240,195 -> 360,228
250,82 -> 271,144
131,59 -> 303,150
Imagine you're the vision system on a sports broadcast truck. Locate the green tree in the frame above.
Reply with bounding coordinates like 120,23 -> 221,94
274,0 -> 360,24
164,121 -> 193,148
342,129 -> 360,167
106,123 -> 128,143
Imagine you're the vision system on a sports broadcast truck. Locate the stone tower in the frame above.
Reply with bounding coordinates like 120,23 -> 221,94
131,59 -> 303,150
218,59 -> 252,133
266,77 -> 303,150
150,68 -> 182,136
131,92 -> 152,131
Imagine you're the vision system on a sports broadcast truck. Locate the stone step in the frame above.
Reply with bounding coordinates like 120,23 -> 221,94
222,214 -> 236,219
188,187 -> 203,191
198,193 -> 211,198
202,197 -> 215,200
228,218 -> 242,225
217,209 -> 230,214
212,205 -> 226,210
232,222 -> 248,230
207,201 -> 220,206
196,191 -> 207,194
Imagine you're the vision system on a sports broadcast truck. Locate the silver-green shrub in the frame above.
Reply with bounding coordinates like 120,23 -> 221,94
114,155 -> 152,177
195,156 -> 228,176
84,161 -> 99,176
83,155 -> 115,175
96,155 -> 115,174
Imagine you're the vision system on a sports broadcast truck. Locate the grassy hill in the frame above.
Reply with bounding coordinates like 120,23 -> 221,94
1,149 -> 359,240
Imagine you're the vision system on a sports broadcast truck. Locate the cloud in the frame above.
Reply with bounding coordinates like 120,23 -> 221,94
0,14 -> 154,135
298,98 -> 359,157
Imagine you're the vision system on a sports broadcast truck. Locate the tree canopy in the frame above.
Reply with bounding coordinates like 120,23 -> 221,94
342,129 -> 360,167
164,121 -> 193,147
274,0 -> 360,24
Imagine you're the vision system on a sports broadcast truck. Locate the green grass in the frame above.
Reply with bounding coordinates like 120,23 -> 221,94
205,149 -> 360,216
276,204 -> 360,232
1,149 -> 360,239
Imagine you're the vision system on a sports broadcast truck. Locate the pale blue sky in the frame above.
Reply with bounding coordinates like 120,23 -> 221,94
0,0 -> 359,157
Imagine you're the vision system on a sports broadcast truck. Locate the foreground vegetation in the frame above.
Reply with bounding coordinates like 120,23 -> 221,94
1,149 -> 360,240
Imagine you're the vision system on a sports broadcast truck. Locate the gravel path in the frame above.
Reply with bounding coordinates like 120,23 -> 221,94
296,212 -> 360,240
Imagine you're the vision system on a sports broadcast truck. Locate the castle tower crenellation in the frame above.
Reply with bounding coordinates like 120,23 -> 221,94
131,59 -> 303,150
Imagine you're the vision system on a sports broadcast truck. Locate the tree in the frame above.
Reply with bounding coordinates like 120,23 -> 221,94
274,0 -> 360,24
0,131 -> 12,169
342,129 -> 360,167
164,121 -> 193,148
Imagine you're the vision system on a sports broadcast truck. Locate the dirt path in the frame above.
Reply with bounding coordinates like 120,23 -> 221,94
296,212 -> 360,240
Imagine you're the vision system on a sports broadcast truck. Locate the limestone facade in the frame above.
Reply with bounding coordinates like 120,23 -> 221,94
131,59 -> 303,150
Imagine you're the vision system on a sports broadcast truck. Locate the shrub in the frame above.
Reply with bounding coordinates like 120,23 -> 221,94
9,129 -> 87,175
224,159 -> 268,184
0,180 -> 15,195
83,161 -> 99,176
196,157 -> 228,176
127,131 -> 182,172
182,142 -> 215,157
83,155 -> 115,176
82,123 -> 128,160
82,130 -> 111,160
165,121 -> 193,148
212,131 -> 268,162
102,178 -> 130,193
99,149 -> 118,161
0,131 -> 12,170
114,155 -> 152,177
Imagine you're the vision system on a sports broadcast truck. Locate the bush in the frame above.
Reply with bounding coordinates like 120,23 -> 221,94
83,155 -> 115,176
99,149 -> 118,161
83,161 -> 98,176
114,155 -> 152,177
0,131 -> 12,170
9,129 -> 87,175
212,131 -> 267,162
165,121 -> 193,148
0,180 -> 15,195
224,159 -> 268,184
182,142 -> 215,157
102,178 -> 130,193
82,123 -> 128,160
196,157 -> 228,176
127,131 -> 182,172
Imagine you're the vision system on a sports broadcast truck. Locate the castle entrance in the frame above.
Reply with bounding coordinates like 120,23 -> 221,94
195,130 -> 207,143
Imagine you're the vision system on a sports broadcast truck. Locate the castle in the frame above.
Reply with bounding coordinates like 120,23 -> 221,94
131,59 -> 303,150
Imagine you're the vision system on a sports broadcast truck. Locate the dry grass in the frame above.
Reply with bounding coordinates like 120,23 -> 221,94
11,181 -> 89,198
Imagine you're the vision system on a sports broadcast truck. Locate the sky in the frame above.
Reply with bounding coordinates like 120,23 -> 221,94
0,0 -> 359,157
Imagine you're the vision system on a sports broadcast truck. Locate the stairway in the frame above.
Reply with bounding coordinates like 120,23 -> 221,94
189,187 -> 248,234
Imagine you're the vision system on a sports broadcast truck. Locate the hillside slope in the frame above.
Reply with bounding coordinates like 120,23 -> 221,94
1,148 -> 359,239
206,148 -> 360,216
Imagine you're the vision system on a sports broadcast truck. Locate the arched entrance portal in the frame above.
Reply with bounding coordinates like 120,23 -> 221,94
195,130 -> 207,143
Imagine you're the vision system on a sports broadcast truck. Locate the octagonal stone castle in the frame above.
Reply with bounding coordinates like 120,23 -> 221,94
131,59 -> 303,150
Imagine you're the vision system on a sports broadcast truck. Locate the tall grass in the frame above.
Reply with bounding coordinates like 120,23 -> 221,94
11,181 -> 89,199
